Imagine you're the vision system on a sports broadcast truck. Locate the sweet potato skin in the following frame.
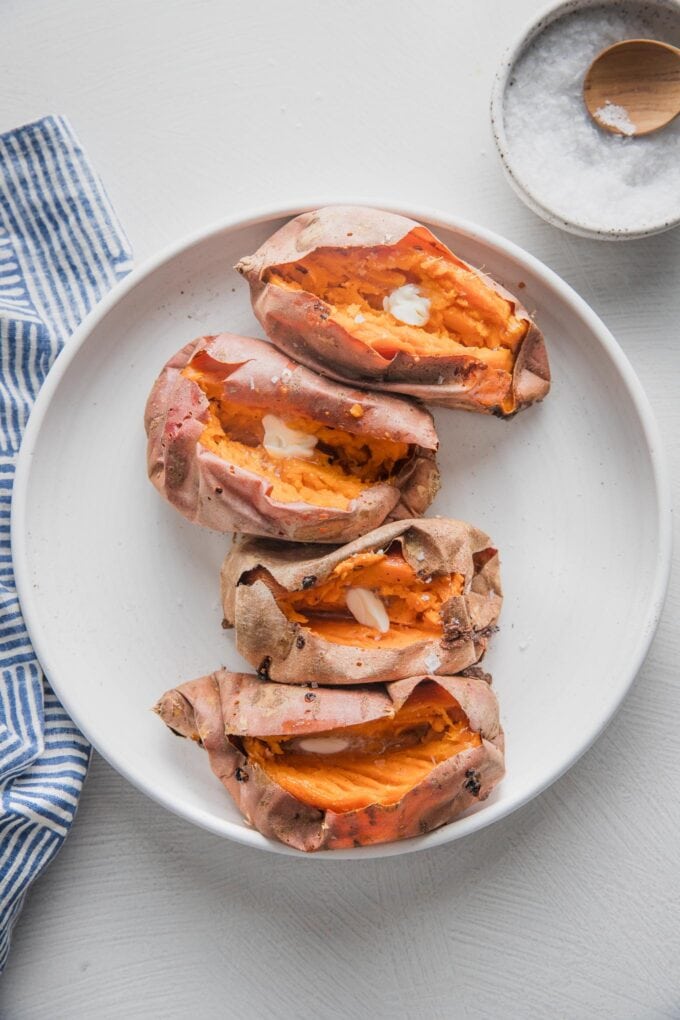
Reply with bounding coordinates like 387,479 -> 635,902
154,669 -> 505,852
221,518 -> 502,685
144,333 -> 440,542
236,206 -> 550,416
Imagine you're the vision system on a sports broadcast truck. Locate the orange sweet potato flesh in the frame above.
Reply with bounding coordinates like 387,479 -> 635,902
155,668 -> 505,851
183,365 -> 409,511
146,332 -> 440,543
238,208 -> 551,418
277,548 -> 464,649
243,681 -> 481,813
266,230 -> 526,377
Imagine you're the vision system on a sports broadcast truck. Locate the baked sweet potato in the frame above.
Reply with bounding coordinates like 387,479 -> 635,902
236,206 -> 550,416
155,669 -> 504,851
144,333 -> 440,542
221,518 -> 501,685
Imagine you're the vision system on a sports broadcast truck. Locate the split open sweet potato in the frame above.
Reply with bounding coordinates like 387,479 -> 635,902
155,669 -> 504,851
144,333 -> 440,542
236,206 -> 550,416
221,518 -> 501,685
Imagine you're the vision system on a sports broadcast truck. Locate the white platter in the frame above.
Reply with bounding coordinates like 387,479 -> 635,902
12,204 -> 671,858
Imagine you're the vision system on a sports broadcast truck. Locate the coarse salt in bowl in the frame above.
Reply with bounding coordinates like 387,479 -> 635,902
491,0 -> 680,239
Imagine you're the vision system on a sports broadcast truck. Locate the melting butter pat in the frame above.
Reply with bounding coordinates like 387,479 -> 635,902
383,284 -> 431,327
262,414 -> 318,459
345,587 -> 390,633
296,736 -> 351,754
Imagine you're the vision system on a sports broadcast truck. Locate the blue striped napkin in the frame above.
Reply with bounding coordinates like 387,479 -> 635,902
0,115 -> 132,970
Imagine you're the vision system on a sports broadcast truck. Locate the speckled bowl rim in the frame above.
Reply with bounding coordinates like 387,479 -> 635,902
490,0 -> 680,240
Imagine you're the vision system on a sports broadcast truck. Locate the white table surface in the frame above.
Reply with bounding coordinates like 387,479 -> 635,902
2,1 -> 679,1016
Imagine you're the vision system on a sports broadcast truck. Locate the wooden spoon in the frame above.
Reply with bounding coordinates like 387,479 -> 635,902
583,39 -> 680,137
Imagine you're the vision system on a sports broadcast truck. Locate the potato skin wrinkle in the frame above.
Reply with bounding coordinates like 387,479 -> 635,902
144,332 -> 440,542
154,670 -> 505,851
221,518 -> 502,685
236,206 -> 550,417
148,209 -> 535,851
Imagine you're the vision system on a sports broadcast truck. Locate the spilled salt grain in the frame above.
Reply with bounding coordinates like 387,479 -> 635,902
502,4 -> 680,233
595,100 -> 636,136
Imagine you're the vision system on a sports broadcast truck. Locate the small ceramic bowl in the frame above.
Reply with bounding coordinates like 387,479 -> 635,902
490,0 -> 680,240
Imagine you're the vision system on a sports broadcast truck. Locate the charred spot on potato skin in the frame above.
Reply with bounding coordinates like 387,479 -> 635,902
301,575 -> 317,590
452,361 -> 480,382
460,666 -> 493,685
295,635 -> 306,650
234,767 -> 249,783
304,691 -> 316,702
312,300 -> 330,321
257,657 -> 272,681
215,487 -> 223,494
443,621 -> 470,644
476,625 -> 499,640
165,451 -> 189,489
221,618 -> 232,630
464,769 -> 482,796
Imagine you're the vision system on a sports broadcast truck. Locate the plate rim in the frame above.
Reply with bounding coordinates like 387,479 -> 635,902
11,201 -> 673,859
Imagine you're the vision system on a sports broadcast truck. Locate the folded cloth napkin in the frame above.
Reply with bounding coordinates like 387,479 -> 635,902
0,115 -> 132,970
